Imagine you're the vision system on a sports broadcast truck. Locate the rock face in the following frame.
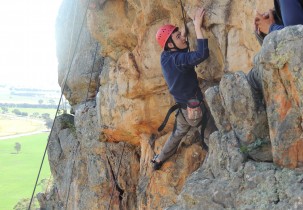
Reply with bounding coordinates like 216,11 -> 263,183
56,0 -> 103,106
260,26 -> 303,168
39,0 -> 303,209
168,132 -> 303,210
206,72 -> 272,162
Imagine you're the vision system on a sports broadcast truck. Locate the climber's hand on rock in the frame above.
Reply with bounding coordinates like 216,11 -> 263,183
193,7 -> 206,29
255,9 -> 275,34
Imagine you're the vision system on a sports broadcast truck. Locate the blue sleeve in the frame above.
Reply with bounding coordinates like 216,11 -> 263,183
279,0 -> 303,26
173,39 -> 209,71
269,23 -> 284,32
270,0 -> 303,33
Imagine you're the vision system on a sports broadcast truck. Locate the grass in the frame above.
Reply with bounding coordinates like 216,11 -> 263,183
0,133 -> 52,210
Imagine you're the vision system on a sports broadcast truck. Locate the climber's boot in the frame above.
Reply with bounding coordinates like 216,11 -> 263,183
151,154 -> 163,170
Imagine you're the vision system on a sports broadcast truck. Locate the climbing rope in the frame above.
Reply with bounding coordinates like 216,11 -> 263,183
28,0 -> 93,209
179,0 -> 190,51
39,1 -> 78,201
28,89 -> 69,210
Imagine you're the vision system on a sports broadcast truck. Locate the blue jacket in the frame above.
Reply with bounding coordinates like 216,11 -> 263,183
161,39 -> 209,105
270,0 -> 303,32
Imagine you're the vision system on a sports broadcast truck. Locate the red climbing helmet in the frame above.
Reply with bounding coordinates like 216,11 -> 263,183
156,24 -> 177,49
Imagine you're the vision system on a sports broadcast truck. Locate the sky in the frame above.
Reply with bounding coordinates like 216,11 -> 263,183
0,0 -> 63,90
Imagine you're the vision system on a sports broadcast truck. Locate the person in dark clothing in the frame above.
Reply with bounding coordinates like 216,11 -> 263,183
256,0 -> 303,35
152,7 -> 217,170
247,0 -> 303,107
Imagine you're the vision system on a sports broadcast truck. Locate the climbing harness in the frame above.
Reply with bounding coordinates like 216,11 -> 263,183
157,104 -> 181,132
157,100 -> 209,150
151,100 -> 209,169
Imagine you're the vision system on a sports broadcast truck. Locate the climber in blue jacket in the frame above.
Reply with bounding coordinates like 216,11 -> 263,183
152,7 -> 217,170
248,0 -> 303,108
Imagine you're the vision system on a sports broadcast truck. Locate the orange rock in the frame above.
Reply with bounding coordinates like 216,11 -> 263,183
274,139 -> 303,168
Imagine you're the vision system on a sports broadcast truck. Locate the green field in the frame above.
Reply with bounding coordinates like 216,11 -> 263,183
0,133 -> 52,210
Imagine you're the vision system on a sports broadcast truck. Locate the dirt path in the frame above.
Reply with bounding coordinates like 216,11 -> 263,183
0,114 -> 49,140
0,130 -> 49,140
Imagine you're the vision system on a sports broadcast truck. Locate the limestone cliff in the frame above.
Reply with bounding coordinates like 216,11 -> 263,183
38,0 -> 303,209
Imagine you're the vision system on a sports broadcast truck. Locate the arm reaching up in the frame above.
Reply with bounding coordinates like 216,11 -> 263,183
193,7 -> 206,39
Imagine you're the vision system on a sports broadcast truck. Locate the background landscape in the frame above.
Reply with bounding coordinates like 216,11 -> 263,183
0,0 -> 63,209
0,86 -> 65,209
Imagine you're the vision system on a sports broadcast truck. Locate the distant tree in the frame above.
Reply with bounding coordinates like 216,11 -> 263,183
1,107 -> 8,113
13,197 -> 39,210
12,109 -> 21,115
38,178 -> 53,192
14,142 -> 21,154
41,113 -> 50,119
31,112 -> 40,118
44,118 -> 53,130
20,112 -> 28,116
48,99 -> 56,105
13,198 -> 29,210
38,99 -> 43,105
59,98 -> 70,114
